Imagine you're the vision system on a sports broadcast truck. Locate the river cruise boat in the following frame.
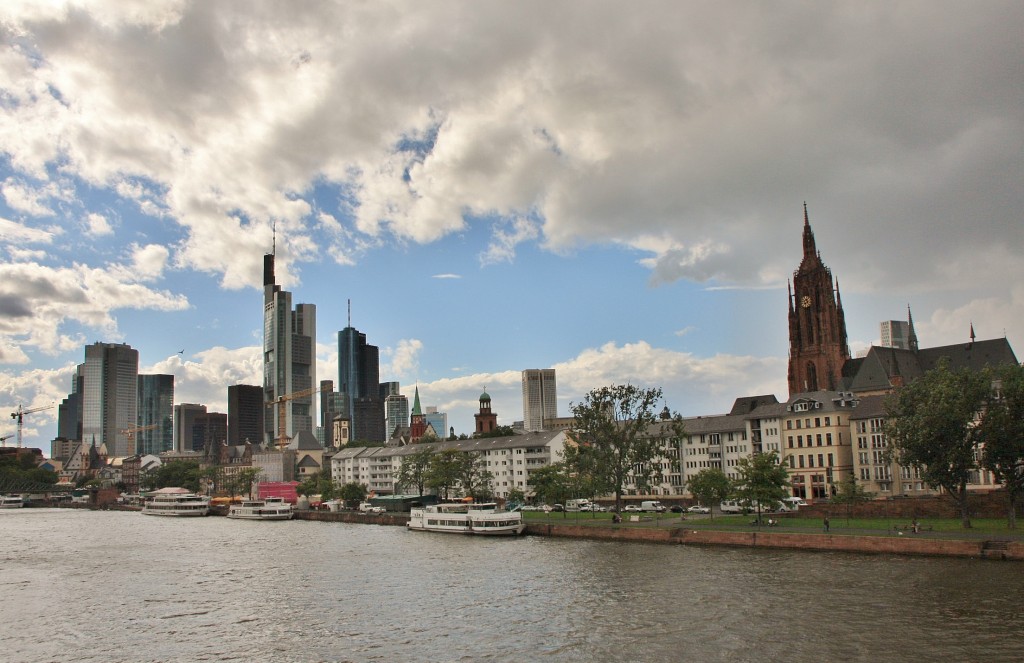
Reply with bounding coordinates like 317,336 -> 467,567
227,497 -> 293,520
0,495 -> 24,508
407,502 -> 525,536
141,491 -> 210,517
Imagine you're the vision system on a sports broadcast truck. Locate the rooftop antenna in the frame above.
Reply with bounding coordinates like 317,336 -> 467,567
347,299 -> 351,327
272,221 -> 276,256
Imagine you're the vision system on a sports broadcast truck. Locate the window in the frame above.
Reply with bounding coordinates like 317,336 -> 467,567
825,417 -> 831,426
816,434 -> 823,447
814,417 -> 821,428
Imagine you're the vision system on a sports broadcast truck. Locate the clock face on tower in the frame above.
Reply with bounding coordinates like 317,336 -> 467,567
801,295 -> 812,308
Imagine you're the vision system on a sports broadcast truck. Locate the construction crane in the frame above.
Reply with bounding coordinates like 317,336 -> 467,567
271,384 -> 328,449
10,403 -> 55,448
119,424 -> 160,456
0,434 -> 14,447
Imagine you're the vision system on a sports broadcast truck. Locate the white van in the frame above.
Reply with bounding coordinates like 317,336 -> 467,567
719,499 -> 752,514
782,497 -> 807,511
565,498 -> 592,512
640,500 -> 666,513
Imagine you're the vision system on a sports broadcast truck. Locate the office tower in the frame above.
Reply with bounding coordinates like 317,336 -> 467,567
262,251 -> 317,445
318,380 -> 345,447
191,412 -> 227,455
522,369 -> 558,432
137,374 -> 174,455
424,406 -> 447,440
880,321 -> 910,350
56,369 -> 84,443
228,384 -> 264,445
173,403 -> 207,453
82,342 -> 139,457
338,317 -> 381,441
787,205 -> 850,395
384,389 -> 409,438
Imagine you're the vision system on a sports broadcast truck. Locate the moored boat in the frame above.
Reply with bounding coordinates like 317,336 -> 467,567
0,495 -> 24,509
141,489 -> 210,517
227,496 -> 293,520
407,502 -> 525,536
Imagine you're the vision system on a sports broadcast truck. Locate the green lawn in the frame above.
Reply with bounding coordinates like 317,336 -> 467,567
523,510 -> 1022,537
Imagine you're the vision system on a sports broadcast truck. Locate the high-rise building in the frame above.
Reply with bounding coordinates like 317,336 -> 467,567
338,319 -> 382,441
384,392 -> 409,438
318,379 -> 345,447
228,384 -> 264,445
522,369 -> 557,431
192,412 -> 227,455
82,342 -> 139,456
262,251 -> 316,446
787,205 -> 851,396
173,403 -> 207,453
424,406 -> 447,440
56,369 -> 84,443
137,374 -> 174,455
880,321 -> 910,350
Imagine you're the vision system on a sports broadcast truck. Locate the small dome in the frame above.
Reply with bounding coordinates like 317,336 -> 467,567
479,391 -> 491,402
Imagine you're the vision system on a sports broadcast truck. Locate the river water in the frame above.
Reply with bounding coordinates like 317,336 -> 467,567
1,509 -> 1021,663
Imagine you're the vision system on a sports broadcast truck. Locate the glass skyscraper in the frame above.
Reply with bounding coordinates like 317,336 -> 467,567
82,342 -> 139,456
137,374 -> 174,455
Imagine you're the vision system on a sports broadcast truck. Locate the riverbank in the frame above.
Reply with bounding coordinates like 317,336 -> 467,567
290,510 -> 1024,561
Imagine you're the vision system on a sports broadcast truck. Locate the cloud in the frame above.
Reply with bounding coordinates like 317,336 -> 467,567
2,178 -> 58,216
86,212 -> 114,236
0,216 -> 57,244
432,273 -> 462,280
144,344 -> 262,413
382,339 -> 423,380
479,216 -> 540,266
130,243 -> 170,280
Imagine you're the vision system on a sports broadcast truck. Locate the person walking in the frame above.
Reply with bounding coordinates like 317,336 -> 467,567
823,516 -> 830,533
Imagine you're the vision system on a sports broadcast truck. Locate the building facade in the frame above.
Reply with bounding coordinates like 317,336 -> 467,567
137,374 -> 174,455
173,403 -> 207,453
338,324 -> 381,442
228,384 -> 264,446
263,252 -> 317,446
82,342 -> 139,457
522,369 -> 557,432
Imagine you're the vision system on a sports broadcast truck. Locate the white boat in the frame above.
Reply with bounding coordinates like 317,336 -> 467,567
227,497 -> 293,520
407,502 -> 525,536
141,491 -> 210,517
0,495 -> 24,509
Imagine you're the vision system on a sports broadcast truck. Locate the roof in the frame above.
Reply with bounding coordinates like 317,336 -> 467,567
728,394 -> 780,416
287,430 -> 324,451
844,338 -> 1018,393
338,430 -> 566,461
847,394 -> 888,420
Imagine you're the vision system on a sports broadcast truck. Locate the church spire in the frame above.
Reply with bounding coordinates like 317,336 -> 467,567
802,202 -> 817,258
907,305 -> 919,352
411,384 -> 422,416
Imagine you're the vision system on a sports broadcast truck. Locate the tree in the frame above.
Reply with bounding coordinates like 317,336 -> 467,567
686,467 -> 732,520
426,448 -> 463,500
506,487 -> 525,507
732,451 -> 790,524
143,460 -> 202,493
456,451 -> 494,502
296,468 -> 336,501
566,384 -> 684,513
977,363 -> 1024,529
476,425 -> 516,439
884,359 -> 990,528
394,446 -> 434,495
337,481 -> 368,507
527,463 -> 573,506
830,473 -> 875,523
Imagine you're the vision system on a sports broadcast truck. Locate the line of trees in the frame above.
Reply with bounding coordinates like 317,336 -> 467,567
394,447 -> 494,502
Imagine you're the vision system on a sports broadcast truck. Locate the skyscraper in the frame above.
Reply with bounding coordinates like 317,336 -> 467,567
522,369 -> 557,432
424,406 -> 447,440
137,374 -> 174,455
263,251 -> 317,446
173,403 -> 207,453
228,384 -> 264,445
384,391 -> 409,438
787,205 -> 851,396
880,321 -> 911,350
338,318 -> 382,441
82,342 -> 139,456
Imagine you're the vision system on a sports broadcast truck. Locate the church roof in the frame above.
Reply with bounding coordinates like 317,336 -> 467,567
728,394 -> 780,416
287,430 -> 324,451
411,385 -> 422,416
844,338 -> 1018,393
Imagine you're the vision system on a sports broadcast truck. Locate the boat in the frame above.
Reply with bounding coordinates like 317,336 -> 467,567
0,495 -> 24,509
227,497 -> 293,520
141,489 -> 210,517
407,502 -> 525,536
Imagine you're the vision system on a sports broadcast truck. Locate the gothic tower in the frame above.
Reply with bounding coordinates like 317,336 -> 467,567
787,204 -> 851,396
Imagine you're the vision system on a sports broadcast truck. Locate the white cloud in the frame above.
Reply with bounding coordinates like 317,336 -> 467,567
0,216 -> 57,244
86,212 -> 114,236
144,345 -> 261,414
432,273 -> 462,280
2,178 -> 56,216
382,339 -> 423,381
130,243 -> 170,280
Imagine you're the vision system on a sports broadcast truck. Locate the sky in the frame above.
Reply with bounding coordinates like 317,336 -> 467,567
0,1 -> 1021,450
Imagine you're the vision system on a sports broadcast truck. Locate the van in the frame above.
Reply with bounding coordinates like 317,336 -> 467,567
781,497 -> 806,511
640,500 -> 666,513
719,499 -> 752,514
565,499 -> 591,512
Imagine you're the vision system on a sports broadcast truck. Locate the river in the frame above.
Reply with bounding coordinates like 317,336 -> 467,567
1,509 -> 1021,663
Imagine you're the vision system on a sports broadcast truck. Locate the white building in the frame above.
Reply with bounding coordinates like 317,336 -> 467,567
522,369 -> 557,432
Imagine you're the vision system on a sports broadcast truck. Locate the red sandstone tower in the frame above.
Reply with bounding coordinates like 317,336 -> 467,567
787,204 -> 851,396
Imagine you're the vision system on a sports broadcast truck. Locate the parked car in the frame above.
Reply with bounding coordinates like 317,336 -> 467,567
551,504 -> 565,512
669,505 -> 685,513
623,505 -> 641,512
687,505 -> 711,514
521,504 -> 542,512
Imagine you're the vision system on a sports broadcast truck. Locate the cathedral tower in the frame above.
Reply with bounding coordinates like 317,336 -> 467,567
787,204 -> 851,395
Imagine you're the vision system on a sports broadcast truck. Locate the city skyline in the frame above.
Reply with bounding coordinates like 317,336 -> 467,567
0,3 -> 1021,448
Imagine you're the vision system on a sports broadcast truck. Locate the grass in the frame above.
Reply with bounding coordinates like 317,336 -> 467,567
523,510 -> 1023,537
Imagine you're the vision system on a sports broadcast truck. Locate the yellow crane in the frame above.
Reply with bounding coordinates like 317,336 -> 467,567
119,423 -> 160,456
271,384 -> 328,449
10,403 -> 55,448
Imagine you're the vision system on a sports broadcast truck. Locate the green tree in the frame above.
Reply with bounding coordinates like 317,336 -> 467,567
830,473 -> 875,523
527,463 -> 573,506
456,451 -> 494,502
566,384 -> 685,513
296,468 -> 336,500
884,359 -> 990,528
476,425 -> 516,439
394,446 -> 435,495
144,460 -> 202,493
732,451 -> 790,524
225,467 -> 263,499
337,481 -> 368,507
977,363 -> 1024,529
426,448 -> 463,500
686,467 -> 732,520
506,487 -> 525,507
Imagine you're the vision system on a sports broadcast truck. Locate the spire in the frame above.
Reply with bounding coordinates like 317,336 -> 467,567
411,384 -> 422,416
969,322 -> 976,343
907,305 -> 919,352
835,278 -> 843,309
802,202 -> 817,258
